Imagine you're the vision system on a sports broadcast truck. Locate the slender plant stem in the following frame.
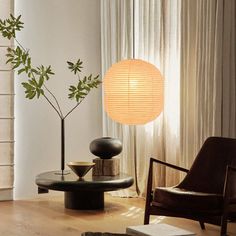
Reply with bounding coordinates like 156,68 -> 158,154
43,94 -> 63,118
43,84 -> 63,117
15,38 -> 27,52
64,100 -> 83,119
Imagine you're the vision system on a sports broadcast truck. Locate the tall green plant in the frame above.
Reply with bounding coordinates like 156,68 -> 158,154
0,14 -> 101,119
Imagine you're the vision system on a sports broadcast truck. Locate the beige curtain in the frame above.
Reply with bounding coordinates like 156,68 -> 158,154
101,0 -> 236,197
136,0 -> 181,191
101,0 -> 138,197
0,0 -> 14,201
180,0 -> 236,168
101,0 -> 181,197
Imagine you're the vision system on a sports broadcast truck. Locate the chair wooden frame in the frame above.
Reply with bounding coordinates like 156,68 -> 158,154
144,157 -> 236,236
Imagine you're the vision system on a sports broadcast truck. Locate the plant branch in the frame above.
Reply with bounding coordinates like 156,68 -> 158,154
43,84 -> 63,117
14,35 -> 63,118
15,38 -> 26,52
1,15 -> 101,122
64,99 -> 83,119
43,94 -> 63,118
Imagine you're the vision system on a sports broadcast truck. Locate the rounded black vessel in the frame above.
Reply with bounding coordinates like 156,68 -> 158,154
89,137 -> 122,159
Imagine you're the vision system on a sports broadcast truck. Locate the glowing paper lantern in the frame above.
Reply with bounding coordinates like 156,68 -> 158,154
104,59 -> 164,125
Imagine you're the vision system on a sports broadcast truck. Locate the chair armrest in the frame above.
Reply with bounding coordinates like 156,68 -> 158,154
145,157 -> 189,209
150,157 -> 189,173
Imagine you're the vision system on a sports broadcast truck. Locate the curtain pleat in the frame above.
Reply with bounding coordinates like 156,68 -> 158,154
101,0 -> 138,197
221,0 -> 236,137
0,0 -> 14,201
180,0 -> 236,167
136,0 -> 181,191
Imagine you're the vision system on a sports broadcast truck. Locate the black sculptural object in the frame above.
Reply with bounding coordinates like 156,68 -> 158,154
89,137 -> 122,159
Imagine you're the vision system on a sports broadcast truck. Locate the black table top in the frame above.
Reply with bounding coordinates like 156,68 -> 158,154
36,170 -> 134,192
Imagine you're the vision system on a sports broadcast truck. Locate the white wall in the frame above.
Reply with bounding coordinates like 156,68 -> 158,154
14,0 -> 102,199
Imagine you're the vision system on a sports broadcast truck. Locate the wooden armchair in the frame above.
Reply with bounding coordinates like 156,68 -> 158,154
144,137 -> 236,236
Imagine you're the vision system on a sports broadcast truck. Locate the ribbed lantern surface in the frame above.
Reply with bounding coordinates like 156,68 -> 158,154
104,59 -> 164,125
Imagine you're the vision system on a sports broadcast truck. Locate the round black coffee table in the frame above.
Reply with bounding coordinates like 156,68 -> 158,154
35,171 -> 134,210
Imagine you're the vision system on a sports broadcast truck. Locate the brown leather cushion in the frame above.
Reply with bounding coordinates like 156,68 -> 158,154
178,137 -> 236,194
231,198 -> 236,204
153,187 -> 223,212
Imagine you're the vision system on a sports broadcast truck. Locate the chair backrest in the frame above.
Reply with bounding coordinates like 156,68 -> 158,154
178,137 -> 236,194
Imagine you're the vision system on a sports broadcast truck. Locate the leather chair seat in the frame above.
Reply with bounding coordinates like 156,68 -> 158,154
153,187 -> 223,212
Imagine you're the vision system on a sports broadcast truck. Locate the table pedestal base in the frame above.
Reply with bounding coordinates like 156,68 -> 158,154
64,191 -> 104,210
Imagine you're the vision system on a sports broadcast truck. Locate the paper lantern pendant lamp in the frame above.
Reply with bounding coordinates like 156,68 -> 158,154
104,59 -> 164,125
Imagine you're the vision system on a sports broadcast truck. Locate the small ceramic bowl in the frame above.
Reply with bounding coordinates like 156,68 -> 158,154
67,161 -> 95,178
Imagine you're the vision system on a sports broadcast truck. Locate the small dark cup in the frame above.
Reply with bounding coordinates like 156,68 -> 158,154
89,137 -> 122,159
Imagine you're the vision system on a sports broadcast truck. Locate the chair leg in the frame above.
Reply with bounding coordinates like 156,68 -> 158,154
144,208 -> 150,224
220,215 -> 228,236
199,221 -> 205,230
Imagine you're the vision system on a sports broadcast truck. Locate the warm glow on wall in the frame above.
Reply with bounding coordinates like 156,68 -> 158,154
104,59 -> 164,125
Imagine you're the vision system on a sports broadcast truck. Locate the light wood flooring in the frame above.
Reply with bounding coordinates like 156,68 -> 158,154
0,193 -> 235,236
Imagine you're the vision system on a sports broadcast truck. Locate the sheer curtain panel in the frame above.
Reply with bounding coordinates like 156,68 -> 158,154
180,0 -> 236,168
136,0 -> 181,191
101,0 -> 236,197
0,0 -> 14,201
101,0 -> 181,197
101,0 -> 138,197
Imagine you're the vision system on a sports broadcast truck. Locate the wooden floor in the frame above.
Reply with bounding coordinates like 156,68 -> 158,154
0,193 -> 235,236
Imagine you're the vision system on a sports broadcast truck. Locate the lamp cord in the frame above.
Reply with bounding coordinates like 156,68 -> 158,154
133,0 -> 135,59
132,0 -> 140,196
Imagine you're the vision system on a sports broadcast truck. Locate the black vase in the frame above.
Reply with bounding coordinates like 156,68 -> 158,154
89,137 -> 122,159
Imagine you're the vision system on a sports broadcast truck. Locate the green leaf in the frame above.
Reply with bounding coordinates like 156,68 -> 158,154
40,89 -> 44,95
0,15 -> 24,40
31,68 -> 39,74
94,75 -> 99,80
29,78 -> 37,87
67,61 -> 74,66
10,14 -> 15,20
22,82 -> 32,89
75,94 -> 80,102
6,58 -> 13,64
38,76 -> 44,88
12,61 -> 21,69
28,91 -> 36,99
27,57 -> 31,67
6,53 -> 13,57
18,68 -> 25,74
67,73 -> 101,103
67,59 -> 83,75
36,88 -> 41,98
69,85 -> 76,91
